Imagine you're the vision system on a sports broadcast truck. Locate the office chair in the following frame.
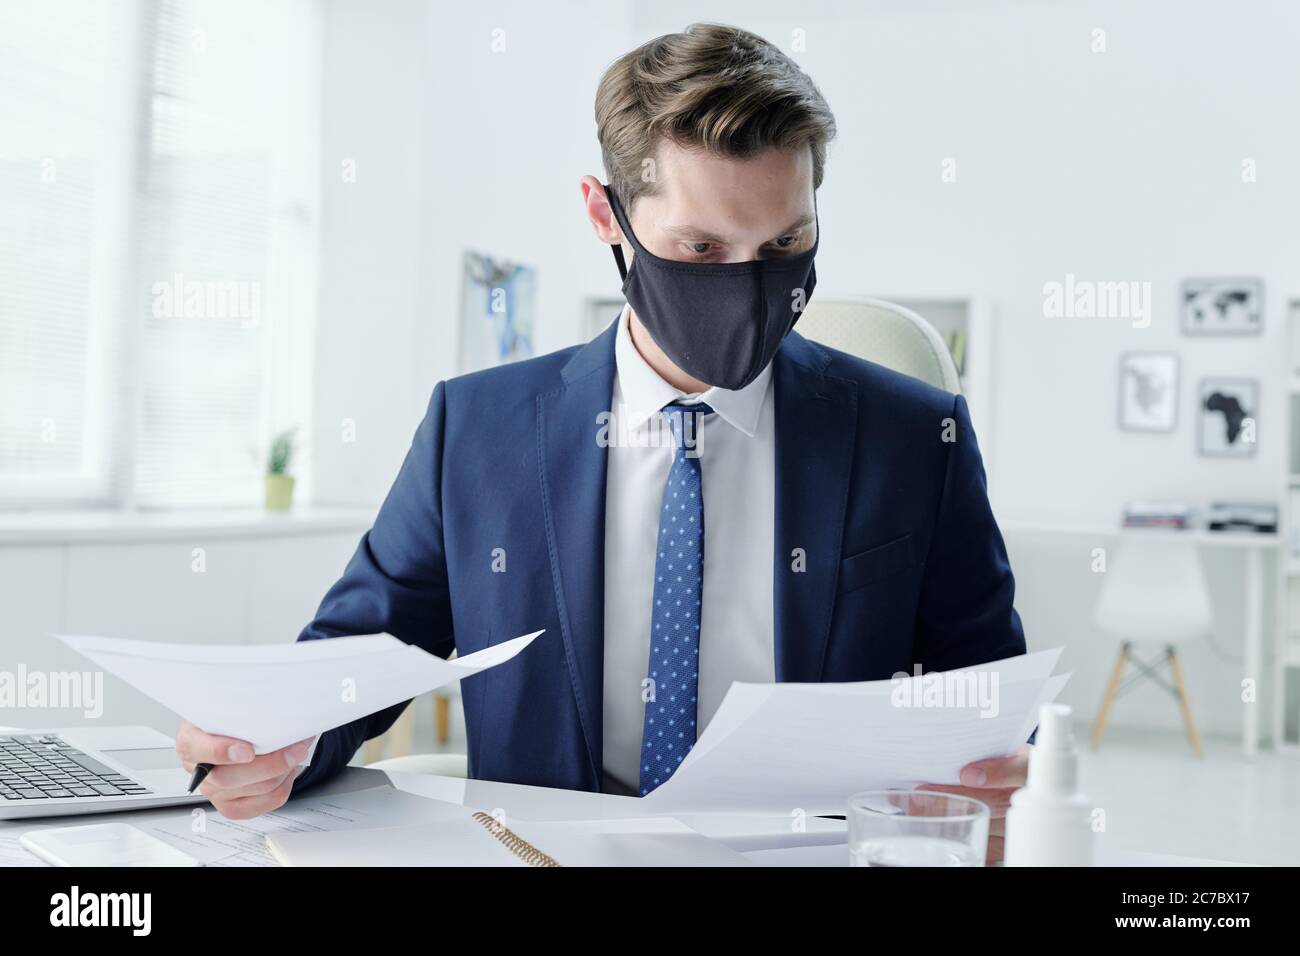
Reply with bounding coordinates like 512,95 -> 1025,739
1090,534 -> 1209,756
796,296 -> 962,392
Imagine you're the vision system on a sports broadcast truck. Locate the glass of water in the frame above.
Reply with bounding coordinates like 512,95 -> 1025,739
847,790 -> 990,867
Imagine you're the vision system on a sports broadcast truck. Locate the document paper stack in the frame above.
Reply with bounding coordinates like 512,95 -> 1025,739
640,649 -> 1068,816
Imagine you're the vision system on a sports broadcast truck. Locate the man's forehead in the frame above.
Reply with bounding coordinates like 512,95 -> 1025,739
639,144 -> 816,233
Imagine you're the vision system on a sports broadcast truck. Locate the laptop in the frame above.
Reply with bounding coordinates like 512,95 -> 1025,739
0,725 -> 208,820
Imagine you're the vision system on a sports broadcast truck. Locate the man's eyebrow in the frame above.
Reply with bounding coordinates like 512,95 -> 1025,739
777,213 -> 815,235
662,213 -> 815,244
661,223 -> 731,244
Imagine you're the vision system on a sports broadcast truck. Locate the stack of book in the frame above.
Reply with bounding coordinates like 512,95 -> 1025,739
1121,502 -> 1192,530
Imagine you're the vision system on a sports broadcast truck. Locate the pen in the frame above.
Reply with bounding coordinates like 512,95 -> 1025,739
186,763 -> 214,794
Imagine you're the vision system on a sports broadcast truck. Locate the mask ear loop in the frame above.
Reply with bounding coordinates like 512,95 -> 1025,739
611,243 -> 628,282
604,184 -> 630,281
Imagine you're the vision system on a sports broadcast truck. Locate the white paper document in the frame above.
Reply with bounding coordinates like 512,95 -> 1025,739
57,630 -> 544,754
154,783 -> 465,867
0,773 -> 462,867
640,649 -> 1069,816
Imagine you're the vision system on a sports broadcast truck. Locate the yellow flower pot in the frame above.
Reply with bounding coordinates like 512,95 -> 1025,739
265,473 -> 295,511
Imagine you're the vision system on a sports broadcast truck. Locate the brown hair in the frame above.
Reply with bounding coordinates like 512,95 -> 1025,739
595,23 -> 836,209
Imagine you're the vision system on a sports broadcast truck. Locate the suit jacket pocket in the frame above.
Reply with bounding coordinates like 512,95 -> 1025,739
836,533 -> 915,597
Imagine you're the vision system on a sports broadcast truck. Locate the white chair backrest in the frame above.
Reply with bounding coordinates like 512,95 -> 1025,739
1093,535 -> 1213,643
796,297 -> 961,392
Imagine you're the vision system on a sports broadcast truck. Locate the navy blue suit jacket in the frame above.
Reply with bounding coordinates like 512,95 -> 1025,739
292,321 -> 1025,794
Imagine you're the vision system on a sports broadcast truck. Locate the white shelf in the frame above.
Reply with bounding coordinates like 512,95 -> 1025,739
1001,519 -> 1280,549
0,506 -> 376,545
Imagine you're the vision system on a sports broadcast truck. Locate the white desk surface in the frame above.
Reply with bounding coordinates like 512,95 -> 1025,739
0,741 -> 1249,867
380,768 -> 1247,867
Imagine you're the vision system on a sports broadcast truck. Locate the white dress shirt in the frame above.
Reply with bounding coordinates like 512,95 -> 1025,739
601,304 -> 776,791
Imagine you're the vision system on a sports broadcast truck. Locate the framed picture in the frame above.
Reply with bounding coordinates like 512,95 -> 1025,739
1118,352 -> 1178,432
1198,377 -> 1258,457
457,251 -> 537,373
1181,277 -> 1264,336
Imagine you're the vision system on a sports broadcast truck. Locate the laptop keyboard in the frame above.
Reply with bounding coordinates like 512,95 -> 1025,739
0,734 -> 153,801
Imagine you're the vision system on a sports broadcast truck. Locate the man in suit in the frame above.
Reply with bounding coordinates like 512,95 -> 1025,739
177,23 -> 1029,859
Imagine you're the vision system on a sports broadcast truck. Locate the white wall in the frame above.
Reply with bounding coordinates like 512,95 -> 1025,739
632,0 -> 1298,523
624,0 -> 1299,739
312,0 -> 633,505
311,0 -> 436,505
312,0 -> 1300,520
304,1 -> 1298,738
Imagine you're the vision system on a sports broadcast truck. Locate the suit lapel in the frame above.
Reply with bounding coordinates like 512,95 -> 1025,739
772,331 -> 859,682
536,321 -> 618,785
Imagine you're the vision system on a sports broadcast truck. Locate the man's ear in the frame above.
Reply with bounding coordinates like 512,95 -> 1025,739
580,175 -> 624,245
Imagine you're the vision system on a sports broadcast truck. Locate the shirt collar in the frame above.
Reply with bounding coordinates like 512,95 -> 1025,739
612,303 -> 772,437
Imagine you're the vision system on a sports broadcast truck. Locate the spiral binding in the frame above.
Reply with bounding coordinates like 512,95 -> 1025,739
472,811 -> 563,867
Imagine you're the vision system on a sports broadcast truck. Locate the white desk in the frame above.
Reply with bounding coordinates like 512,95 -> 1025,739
1002,520 -> 1279,756
0,764 -> 1248,867
382,769 -> 1247,866
381,769 -> 1249,866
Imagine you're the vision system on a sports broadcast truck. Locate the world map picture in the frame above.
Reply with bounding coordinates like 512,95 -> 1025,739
1181,277 -> 1263,335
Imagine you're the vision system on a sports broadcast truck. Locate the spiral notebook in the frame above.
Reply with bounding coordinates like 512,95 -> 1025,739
265,811 -> 751,867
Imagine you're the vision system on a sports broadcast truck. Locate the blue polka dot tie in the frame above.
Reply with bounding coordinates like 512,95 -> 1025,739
639,401 -> 712,796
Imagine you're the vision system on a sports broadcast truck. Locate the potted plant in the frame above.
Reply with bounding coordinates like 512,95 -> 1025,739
265,429 -> 297,510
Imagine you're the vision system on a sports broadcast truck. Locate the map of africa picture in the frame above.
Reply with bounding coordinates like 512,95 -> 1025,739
1198,377 -> 1258,458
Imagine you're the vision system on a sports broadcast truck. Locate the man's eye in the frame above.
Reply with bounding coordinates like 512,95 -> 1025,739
689,242 -> 712,255
774,235 -> 796,248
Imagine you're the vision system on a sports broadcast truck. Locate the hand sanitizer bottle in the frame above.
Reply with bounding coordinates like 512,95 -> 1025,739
1004,703 -> 1093,867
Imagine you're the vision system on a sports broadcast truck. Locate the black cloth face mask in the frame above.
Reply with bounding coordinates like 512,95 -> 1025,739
605,183 -> 819,391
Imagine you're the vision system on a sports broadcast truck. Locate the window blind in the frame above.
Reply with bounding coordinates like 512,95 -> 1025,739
0,0 -> 319,509
0,0 -> 136,501
134,0 -> 319,507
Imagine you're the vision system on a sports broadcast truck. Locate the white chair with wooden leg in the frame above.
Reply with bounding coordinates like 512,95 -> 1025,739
1091,534 -> 1211,756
